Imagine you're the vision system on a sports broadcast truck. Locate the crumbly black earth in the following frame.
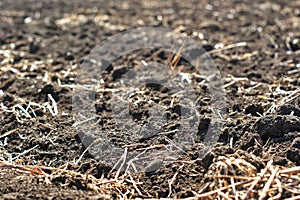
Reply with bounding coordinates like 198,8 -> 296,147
0,0 -> 299,199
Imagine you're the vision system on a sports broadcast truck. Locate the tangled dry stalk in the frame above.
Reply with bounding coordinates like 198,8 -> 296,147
0,160 -> 127,198
189,156 -> 300,200
1,154 -> 300,199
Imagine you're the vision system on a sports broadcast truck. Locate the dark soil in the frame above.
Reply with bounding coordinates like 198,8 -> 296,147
0,0 -> 299,199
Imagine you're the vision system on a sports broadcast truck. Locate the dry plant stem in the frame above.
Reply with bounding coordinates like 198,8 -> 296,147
3,147 -> 298,200
0,128 -> 18,139
191,180 -> 253,199
272,178 -> 282,200
280,166 -> 300,174
115,147 -> 128,180
75,142 -> 93,165
208,42 -> 247,54
72,116 -> 98,127
0,162 -> 123,193
11,145 -> 39,162
127,171 -> 143,196
135,144 -> 165,151
210,175 -> 261,181
217,190 -> 231,200
0,161 -> 41,174
258,166 -> 279,200
170,39 -> 186,69
115,188 -> 126,199
266,88 -> 300,114
279,88 -> 300,105
123,143 -> 148,148
166,51 -> 173,67
195,57 -> 200,73
241,159 -> 273,200
230,177 -> 238,200
203,156 -> 289,199
145,49 -> 163,62
168,164 -> 184,198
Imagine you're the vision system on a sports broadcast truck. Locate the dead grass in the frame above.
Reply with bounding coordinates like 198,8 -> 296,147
191,156 -> 300,200
0,160 -> 127,198
1,155 -> 300,199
